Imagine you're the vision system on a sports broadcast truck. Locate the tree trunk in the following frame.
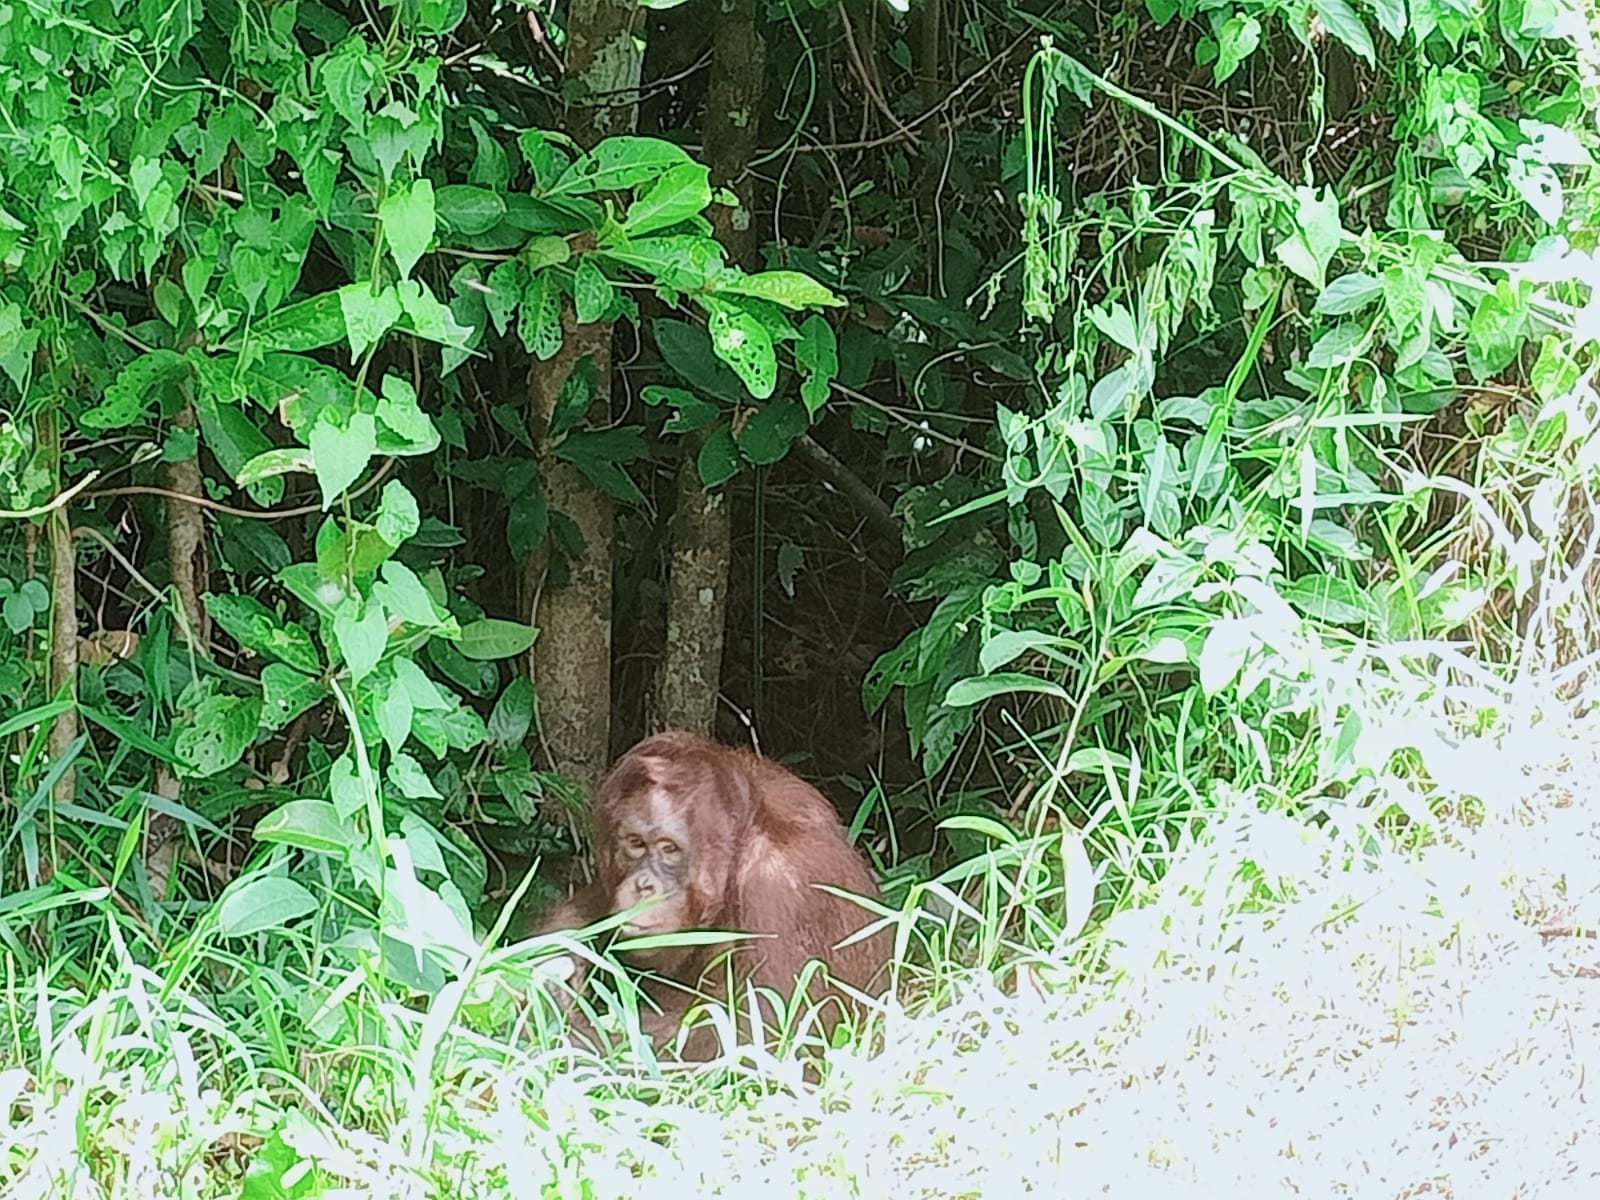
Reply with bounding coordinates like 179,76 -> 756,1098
148,396 -> 208,901
526,0 -> 641,800
650,0 -> 764,736
529,315 -> 617,803
40,413 -> 77,810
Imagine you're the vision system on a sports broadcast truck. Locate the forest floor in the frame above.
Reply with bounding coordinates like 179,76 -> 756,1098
6,679 -> 1600,1197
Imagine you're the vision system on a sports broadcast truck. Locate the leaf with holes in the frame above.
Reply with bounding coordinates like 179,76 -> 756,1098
714,269 -> 842,311
705,299 -> 776,398
519,271 -> 563,361
82,350 -> 186,430
176,691 -> 262,778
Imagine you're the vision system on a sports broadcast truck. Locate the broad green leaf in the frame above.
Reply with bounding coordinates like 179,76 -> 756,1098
218,875 -> 318,937
1214,14 -> 1261,82
573,258 -> 614,324
373,479 -> 421,546
376,374 -> 440,455
943,673 -> 1069,707
706,300 -> 777,398
238,448 -> 315,487
255,798 -> 359,856
380,178 -> 436,278
388,752 -> 442,800
795,314 -> 838,414
204,593 -> 321,674
555,428 -> 649,503
176,692 -> 262,778
697,422 -> 740,487
519,271 -> 563,361
333,599 -> 389,683
82,350 -> 186,430
457,618 -> 539,660
655,318 -> 744,402
261,664 -> 325,732
338,283 -> 402,362
1313,0 -> 1375,64
714,269 -> 842,311
1273,186 -> 1344,290
643,385 -> 720,432
374,559 -> 444,628
1087,301 -> 1139,350
1314,272 -> 1382,315
377,673 -> 414,757
979,629 -> 1068,673
1282,574 -> 1375,625
309,409 -> 378,508
1466,285 -> 1528,380
320,42 -> 377,129
1306,323 -> 1368,369
623,162 -> 712,235
735,399 -> 808,465
252,292 -> 348,353
550,137 -> 695,197
396,279 -> 474,348
488,676 -> 536,746
436,184 -> 506,235
522,236 -> 571,271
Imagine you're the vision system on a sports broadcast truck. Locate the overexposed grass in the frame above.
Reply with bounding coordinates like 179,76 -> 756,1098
8,663 -> 1600,1198
11,470 -> 1600,1196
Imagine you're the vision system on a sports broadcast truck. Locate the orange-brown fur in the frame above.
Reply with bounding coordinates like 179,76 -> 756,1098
534,731 -> 890,1059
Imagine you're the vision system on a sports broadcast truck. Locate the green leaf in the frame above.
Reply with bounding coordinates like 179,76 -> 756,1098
735,399 -> 808,465
1314,272 -> 1382,316
714,269 -> 843,311
217,875 -> 318,937
204,593 -> 321,674
176,692 -> 262,778
238,448 -> 315,488
655,318 -> 744,402
1466,285 -> 1528,381
388,752 -> 442,800
436,184 -> 506,235
338,283 -> 402,362
488,676 -> 536,746
706,299 -> 777,398
376,374 -> 440,455
457,619 -> 538,661
309,409 -> 378,509
261,664 -> 325,732
550,137 -> 695,197
320,42 -> 377,129
377,673 -> 414,757
697,423 -> 740,487
795,315 -> 838,415
253,292 -> 348,353
549,355 -> 598,439
380,178 -> 436,279
82,350 -> 186,430
1306,323 -> 1368,369
3,592 -> 33,635
573,258 -> 614,325
1282,574 -> 1376,625
979,629 -> 1068,674
254,799 -> 359,856
373,479 -> 421,546
374,559 -> 444,628
522,236 -> 571,271
0,303 -> 40,391
1214,14 -> 1260,82
519,271 -> 564,361
333,599 -> 389,683
555,428 -> 649,503
623,162 -> 712,235
943,673 -> 1069,707
1273,186 -> 1344,291
1313,0 -> 1376,65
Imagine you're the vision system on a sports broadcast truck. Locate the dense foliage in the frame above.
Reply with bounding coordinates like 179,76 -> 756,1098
3,0 -> 1600,1188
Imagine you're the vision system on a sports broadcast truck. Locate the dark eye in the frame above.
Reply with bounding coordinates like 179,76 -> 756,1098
623,835 -> 647,855
656,840 -> 679,858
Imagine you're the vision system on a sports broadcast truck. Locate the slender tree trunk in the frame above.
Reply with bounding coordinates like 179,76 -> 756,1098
650,0 -> 764,736
148,395 -> 208,900
40,413 -> 77,809
525,0 -> 641,799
